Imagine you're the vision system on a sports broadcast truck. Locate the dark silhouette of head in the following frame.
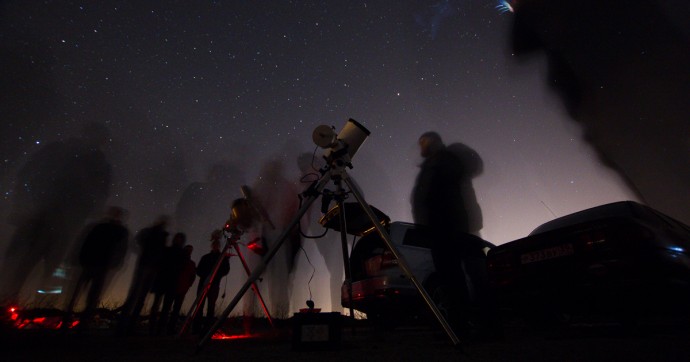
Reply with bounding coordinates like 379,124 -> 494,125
153,215 -> 170,228
183,245 -> 194,257
210,229 -> 222,242
447,142 -> 484,179
105,206 -> 127,223
210,238 -> 221,252
171,232 -> 186,248
418,131 -> 445,159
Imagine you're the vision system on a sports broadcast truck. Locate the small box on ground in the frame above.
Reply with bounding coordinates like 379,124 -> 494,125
291,311 -> 342,351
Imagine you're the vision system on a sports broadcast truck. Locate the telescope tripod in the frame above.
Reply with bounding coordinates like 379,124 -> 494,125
196,162 -> 460,350
178,227 -> 273,337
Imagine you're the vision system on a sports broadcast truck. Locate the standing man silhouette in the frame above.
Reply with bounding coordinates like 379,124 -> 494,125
411,131 -> 491,337
194,230 -> 230,333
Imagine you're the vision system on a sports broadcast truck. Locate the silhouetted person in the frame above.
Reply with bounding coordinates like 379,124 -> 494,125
510,0 -> 690,225
194,231 -> 230,333
445,142 -> 484,236
160,244 -> 196,335
149,232 -> 187,335
63,206 -> 129,329
411,131 -> 491,337
412,132 -> 483,236
250,159 -> 301,318
118,216 -> 169,334
0,123 -> 111,304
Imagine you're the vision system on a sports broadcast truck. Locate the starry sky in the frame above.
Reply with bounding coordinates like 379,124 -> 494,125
0,1 -> 638,309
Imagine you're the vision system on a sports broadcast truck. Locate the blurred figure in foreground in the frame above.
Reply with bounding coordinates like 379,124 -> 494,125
412,132 -> 483,237
510,0 -> 690,225
161,244 -> 196,335
0,123 -> 112,304
250,159 -> 301,318
63,206 -> 129,328
149,232 -> 187,335
411,131 -> 492,337
194,230 -> 230,333
118,216 -> 169,334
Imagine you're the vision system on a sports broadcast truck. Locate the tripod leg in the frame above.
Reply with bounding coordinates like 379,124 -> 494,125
196,175 -> 330,351
334,184 -> 356,321
342,175 -> 461,346
232,243 -> 274,327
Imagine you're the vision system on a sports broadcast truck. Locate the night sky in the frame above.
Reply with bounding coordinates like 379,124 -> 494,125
1,1 -> 639,311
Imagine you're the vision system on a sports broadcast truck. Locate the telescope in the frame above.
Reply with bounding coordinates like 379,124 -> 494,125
312,118 -> 370,165
196,118 -> 460,351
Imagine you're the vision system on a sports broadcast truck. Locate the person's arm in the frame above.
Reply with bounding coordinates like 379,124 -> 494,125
219,257 -> 230,277
196,255 -> 207,277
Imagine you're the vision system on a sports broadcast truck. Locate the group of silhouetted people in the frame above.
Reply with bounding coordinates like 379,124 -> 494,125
58,208 -> 234,336
148,232 -> 197,335
115,220 -> 232,336
10,123 -> 494,340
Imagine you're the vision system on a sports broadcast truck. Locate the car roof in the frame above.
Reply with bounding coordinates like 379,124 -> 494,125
528,201 -> 673,236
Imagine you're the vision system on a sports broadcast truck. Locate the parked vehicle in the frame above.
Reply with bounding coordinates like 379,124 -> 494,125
487,201 -> 690,325
339,219 -> 493,323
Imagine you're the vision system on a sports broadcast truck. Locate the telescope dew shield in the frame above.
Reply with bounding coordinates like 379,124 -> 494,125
336,118 -> 370,160
316,118 -> 370,163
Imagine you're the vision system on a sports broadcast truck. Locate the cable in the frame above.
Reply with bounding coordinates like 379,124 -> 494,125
296,189 -> 330,239
299,243 -> 316,303
221,267 -> 229,300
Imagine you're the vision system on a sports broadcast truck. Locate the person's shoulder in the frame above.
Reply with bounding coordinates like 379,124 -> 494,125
438,148 -> 461,161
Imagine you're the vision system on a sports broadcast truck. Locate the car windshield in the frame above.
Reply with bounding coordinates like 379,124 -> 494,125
529,201 -> 637,236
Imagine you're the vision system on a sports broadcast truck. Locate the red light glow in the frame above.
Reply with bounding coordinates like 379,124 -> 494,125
9,310 -> 75,330
246,239 -> 267,256
212,331 -> 257,340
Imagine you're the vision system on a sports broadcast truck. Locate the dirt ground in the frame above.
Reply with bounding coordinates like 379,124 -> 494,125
2,314 -> 690,361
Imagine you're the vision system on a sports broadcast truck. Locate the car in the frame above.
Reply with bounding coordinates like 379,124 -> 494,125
340,221 -> 433,321
327,204 -> 493,324
487,201 -> 690,325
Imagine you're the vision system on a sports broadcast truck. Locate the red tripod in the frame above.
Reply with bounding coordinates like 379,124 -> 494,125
178,225 -> 273,337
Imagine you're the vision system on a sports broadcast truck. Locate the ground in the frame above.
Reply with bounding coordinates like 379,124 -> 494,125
2,310 -> 690,361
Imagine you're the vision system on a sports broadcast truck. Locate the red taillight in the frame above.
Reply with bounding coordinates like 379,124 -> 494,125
381,250 -> 398,267
579,229 -> 607,252
364,250 -> 398,275
487,252 -> 518,286
577,223 -> 654,252
488,252 -> 515,271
